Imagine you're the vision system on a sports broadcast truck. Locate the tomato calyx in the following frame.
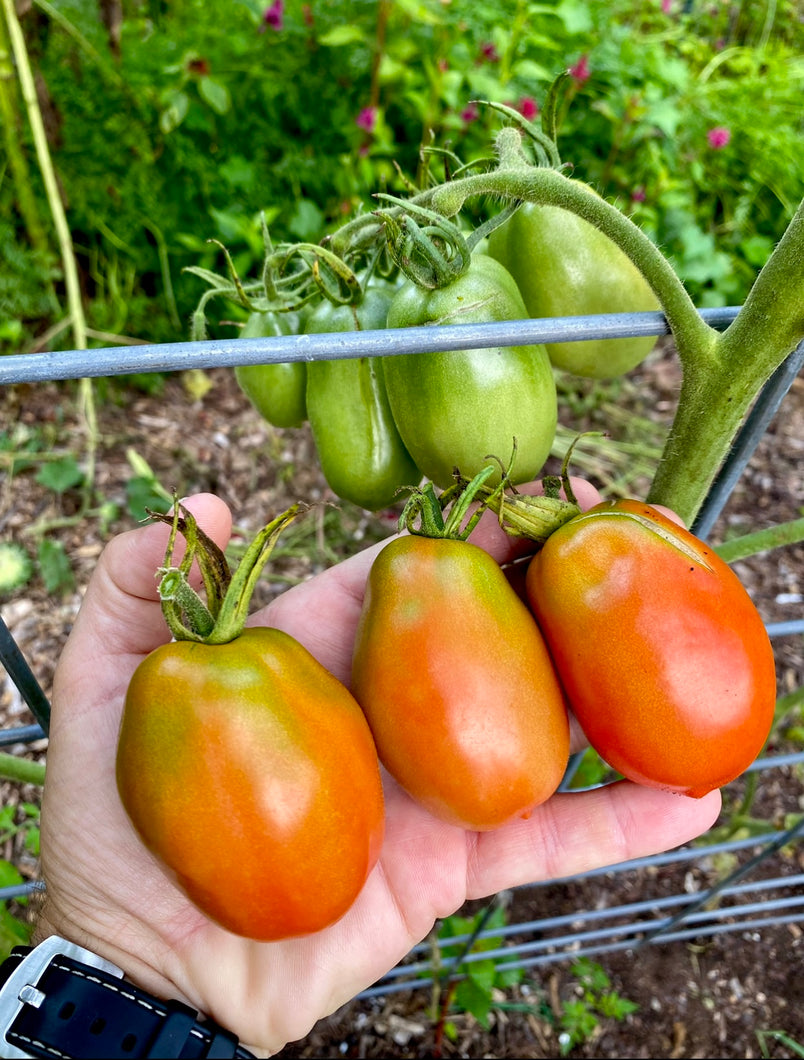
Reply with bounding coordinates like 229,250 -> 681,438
148,498 -> 301,644
374,195 -> 471,290
399,464 -> 503,541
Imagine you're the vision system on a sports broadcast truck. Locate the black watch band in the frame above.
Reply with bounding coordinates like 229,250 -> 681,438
0,937 -> 256,1059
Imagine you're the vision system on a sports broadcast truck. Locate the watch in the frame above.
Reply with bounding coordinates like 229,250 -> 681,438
0,936 -> 257,1059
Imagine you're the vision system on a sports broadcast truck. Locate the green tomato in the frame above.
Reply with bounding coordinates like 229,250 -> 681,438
305,284 -> 420,511
235,311 -> 306,428
487,192 -> 660,379
383,254 -> 557,488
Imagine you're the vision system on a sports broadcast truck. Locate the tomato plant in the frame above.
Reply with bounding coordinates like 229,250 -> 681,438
525,499 -> 777,797
305,281 -> 420,511
382,254 -> 557,488
116,503 -> 385,940
351,470 -> 570,830
487,195 -> 660,379
234,310 -> 307,428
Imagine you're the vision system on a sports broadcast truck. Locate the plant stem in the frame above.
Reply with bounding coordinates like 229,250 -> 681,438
714,517 -> 804,564
2,0 -> 97,502
428,166 -> 804,524
0,753 -> 45,787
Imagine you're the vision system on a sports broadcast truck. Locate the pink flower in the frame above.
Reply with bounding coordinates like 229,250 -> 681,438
355,107 -> 377,133
479,42 -> 499,63
461,102 -> 480,125
569,54 -> 590,84
260,1 -> 284,32
707,126 -> 731,149
631,187 -> 647,203
661,0 -> 674,13
518,96 -> 539,121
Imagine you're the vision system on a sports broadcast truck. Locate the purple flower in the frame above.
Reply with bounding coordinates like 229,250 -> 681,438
461,102 -> 480,125
356,107 -> 377,134
259,1 -> 284,33
518,97 -> 538,121
479,42 -> 500,63
569,54 -> 590,84
631,187 -> 647,203
707,126 -> 731,149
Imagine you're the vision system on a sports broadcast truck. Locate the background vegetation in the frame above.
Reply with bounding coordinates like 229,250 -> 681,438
2,0 -> 803,354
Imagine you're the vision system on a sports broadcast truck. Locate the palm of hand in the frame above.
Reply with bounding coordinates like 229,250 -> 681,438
37,490 -> 720,1056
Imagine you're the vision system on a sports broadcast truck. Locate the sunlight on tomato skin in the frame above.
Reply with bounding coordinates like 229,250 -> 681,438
525,500 -> 777,798
117,628 -> 385,940
351,536 -> 570,830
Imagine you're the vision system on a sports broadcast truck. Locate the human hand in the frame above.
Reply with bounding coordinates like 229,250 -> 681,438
36,483 -> 721,1056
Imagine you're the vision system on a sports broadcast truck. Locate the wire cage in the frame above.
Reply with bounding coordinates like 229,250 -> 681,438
1,309 -> 803,997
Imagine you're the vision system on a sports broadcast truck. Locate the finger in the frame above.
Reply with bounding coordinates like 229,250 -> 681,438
465,783 -> 722,898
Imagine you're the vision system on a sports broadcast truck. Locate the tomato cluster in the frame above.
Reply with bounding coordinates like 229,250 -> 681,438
116,484 -> 776,943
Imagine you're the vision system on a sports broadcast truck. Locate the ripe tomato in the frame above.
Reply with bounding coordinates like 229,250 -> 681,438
351,534 -> 570,830
525,499 -> 777,797
117,627 -> 385,940
234,310 -> 307,428
382,254 -> 557,488
487,193 -> 660,379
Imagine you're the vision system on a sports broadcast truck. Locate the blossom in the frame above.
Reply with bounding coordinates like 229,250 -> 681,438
479,42 -> 499,63
661,0 -> 674,13
355,107 -> 377,134
707,126 -> 731,149
461,102 -> 480,125
518,96 -> 538,121
631,187 -> 647,203
569,54 -> 590,84
260,1 -> 284,32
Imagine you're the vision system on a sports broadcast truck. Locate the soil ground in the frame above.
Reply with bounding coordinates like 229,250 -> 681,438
1,338 -> 803,1058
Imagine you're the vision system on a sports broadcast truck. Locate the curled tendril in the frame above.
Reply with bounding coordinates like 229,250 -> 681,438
374,194 -> 470,289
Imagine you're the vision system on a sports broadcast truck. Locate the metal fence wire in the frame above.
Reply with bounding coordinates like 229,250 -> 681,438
1,309 -> 803,997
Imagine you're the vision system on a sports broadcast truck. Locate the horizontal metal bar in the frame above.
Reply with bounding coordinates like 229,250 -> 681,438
0,308 -> 740,385
767,619 -> 804,637
0,725 -> 47,747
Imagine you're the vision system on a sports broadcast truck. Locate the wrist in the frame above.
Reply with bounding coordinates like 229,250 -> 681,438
0,935 -> 257,1059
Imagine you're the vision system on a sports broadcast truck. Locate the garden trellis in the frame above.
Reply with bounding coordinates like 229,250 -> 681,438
1,307 -> 803,994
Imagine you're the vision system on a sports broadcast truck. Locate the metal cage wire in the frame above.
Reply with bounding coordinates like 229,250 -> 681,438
1,309 -> 803,995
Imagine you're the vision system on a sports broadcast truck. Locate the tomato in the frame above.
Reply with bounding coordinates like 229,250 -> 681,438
525,499 -> 777,797
487,193 -> 660,379
383,254 -> 557,488
234,310 -> 307,428
117,627 -> 385,940
306,284 -> 420,510
351,530 -> 570,830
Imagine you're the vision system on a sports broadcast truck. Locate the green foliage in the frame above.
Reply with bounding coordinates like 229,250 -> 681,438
555,957 -> 639,1055
433,902 -> 524,1031
4,0 -> 801,352
0,859 -> 32,961
0,543 -> 33,594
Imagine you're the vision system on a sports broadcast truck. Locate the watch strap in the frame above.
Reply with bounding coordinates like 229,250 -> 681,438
0,937 -> 256,1059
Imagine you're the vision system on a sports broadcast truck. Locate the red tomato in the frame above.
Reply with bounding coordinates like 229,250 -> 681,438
525,500 -> 777,798
351,535 -> 570,830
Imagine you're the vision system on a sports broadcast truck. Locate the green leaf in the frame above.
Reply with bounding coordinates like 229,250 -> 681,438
554,0 -> 594,34
596,993 -> 639,1020
198,76 -> 231,115
35,456 -> 84,494
37,538 -> 74,594
454,976 -> 493,1028
316,26 -> 367,47
159,90 -> 189,134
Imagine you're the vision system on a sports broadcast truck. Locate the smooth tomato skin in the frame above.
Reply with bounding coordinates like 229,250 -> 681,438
525,500 -> 777,797
305,285 -> 420,510
235,311 -> 307,428
487,196 -> 660,379
351,536 -> 570,830
383,255 -> 557,488
117,627 -> 385,940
